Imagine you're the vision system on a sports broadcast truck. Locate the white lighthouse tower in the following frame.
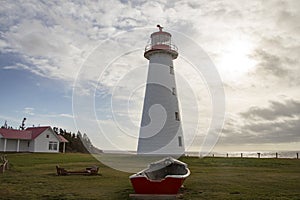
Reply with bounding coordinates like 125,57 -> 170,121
137,25 -> 185,155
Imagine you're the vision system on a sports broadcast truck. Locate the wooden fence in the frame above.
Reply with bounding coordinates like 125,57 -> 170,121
210,152 -> 299,159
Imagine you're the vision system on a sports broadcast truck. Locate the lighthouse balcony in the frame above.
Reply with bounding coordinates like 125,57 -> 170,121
145,43 -> 178,52
144,43 -> 178,59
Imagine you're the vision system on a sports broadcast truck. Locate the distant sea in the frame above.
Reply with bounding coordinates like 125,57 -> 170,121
186,151 -> 299,159
103,150 -> 299,159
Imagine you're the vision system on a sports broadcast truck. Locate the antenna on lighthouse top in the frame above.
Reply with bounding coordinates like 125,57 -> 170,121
157,24 -> 163,32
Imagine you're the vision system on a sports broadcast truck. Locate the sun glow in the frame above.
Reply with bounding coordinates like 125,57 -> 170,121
217,38 -> 256,81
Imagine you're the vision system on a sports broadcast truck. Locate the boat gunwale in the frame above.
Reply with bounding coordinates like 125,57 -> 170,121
130,168 -> 190,182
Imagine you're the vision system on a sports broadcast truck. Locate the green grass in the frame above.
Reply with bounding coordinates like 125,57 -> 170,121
0,153 -> 299,199
181,157 -> 300,199
1,153 -> 132,200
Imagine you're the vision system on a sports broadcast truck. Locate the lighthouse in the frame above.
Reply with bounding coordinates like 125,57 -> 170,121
137,25 -> 185,155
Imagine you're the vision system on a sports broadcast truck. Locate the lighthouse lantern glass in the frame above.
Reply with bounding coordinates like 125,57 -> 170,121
151,33 -> 171,46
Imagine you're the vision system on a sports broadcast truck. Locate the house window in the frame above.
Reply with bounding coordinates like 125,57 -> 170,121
178,136 -> 182,147
49,141 -> 58,151
175,112 -> 180,121
46,135 -> 49,138
170,66 -> 174,75
172,87 -> 176,95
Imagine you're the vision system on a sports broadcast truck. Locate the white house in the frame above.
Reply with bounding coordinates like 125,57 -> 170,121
0,126 -> 68,153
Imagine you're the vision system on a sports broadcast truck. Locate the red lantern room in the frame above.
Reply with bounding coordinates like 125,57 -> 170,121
144,25 -> 178,60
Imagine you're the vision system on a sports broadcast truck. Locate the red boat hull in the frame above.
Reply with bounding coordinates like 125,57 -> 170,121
130,176 -> 185,194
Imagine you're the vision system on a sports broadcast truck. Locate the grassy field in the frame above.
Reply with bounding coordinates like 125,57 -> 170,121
0,153 -> 299,199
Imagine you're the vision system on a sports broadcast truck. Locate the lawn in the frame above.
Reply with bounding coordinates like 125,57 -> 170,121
0,153 -> 299,199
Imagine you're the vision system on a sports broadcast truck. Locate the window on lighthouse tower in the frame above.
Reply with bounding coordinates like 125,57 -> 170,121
175,111 -> 180,121
172,87 -> 176,95
178,136 -> 182,147
170,65 -> 174,75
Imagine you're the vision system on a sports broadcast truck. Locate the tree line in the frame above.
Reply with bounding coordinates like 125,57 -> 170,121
53,127 -> 102,154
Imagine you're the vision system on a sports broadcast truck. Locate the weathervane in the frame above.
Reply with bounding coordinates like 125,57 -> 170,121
157,24 -> 163,32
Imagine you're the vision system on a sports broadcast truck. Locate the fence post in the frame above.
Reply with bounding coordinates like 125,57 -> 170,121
275,152 -> 278,159
226,153 -> 228,158
257,153 -> 261,158
241,153 -> 243,158
297,153 -> 299,159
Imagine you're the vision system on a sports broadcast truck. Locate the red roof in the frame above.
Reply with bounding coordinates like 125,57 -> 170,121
57,134 -> 69,143
0,128 -> 32,140
26,126 -> 50,139
0,126 -> 69,143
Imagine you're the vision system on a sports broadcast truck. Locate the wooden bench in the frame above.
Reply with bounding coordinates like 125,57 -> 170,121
56,165 -> 99,176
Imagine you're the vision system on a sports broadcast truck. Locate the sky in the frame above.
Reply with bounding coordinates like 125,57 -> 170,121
0,0 -> 299,153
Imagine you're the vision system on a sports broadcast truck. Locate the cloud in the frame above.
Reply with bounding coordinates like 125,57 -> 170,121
59,113 -> 74,118
249,36 -> 300,86
251,49 -> 288,77
241,99 -> 300,120
1,0 -> 299,87
23,107 -> 35,115
243,1 -> 300,87
221,99 -> 300,145
1,1 -> 117,82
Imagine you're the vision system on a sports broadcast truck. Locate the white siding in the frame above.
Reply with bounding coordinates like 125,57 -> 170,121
6,139 -> 18,152
33,129 -> 59,153
0,138 -> 3,151
28,140 -> 34,152
19,140 -> 30,152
